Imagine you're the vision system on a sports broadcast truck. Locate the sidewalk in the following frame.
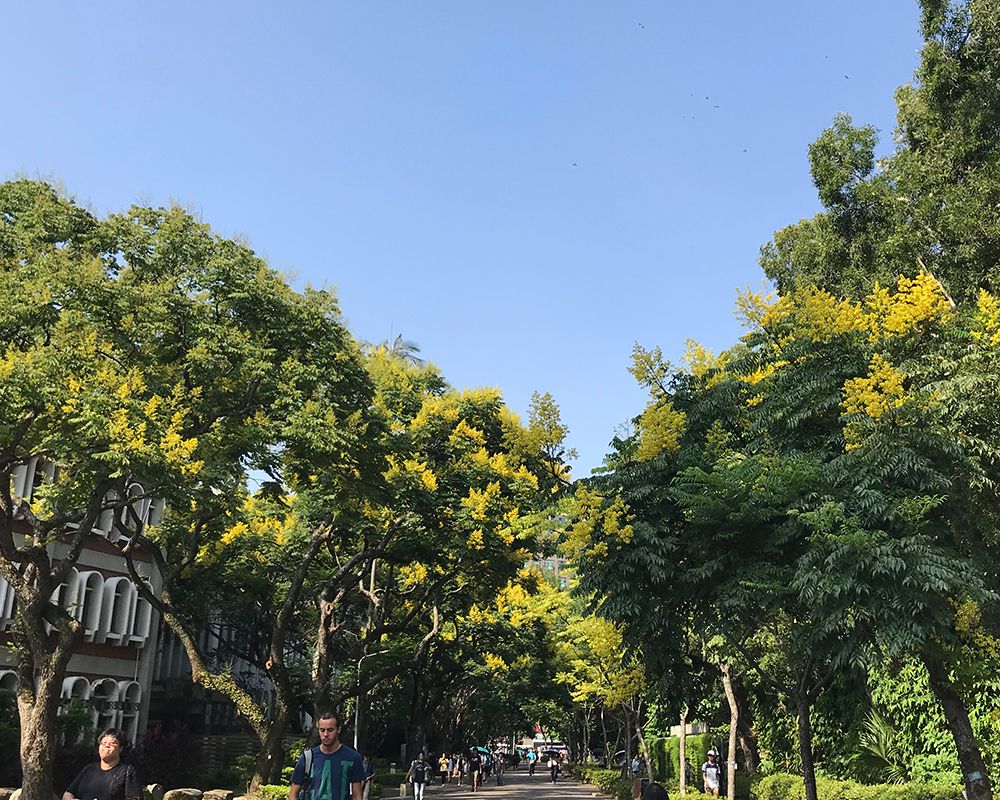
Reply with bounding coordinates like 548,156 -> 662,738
384,768 -> 603,800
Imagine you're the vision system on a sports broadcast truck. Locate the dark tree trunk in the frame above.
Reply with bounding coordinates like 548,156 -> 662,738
733,681 -> 759,775
922,651 -> 993,800
795,693 -> 818,800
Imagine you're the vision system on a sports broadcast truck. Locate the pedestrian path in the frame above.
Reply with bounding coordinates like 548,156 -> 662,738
415,768 -> 609,800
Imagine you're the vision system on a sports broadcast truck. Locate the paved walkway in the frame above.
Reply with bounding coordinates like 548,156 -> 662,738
396,768 -> 606,800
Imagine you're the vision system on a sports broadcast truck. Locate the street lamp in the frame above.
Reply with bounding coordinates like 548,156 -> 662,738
354,649 -> 389,750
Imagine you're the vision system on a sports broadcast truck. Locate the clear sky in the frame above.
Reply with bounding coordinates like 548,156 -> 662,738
2,1 -> 923,475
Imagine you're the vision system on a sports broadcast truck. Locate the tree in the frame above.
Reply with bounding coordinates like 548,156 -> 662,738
575,275 -> 1000,800
0,180 -> 386,799
760,0 -> 1000,304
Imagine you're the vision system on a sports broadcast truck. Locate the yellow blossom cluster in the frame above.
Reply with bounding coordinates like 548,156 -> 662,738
683,340 -> 730,383
865,272 -> 953,339
842,354 -> 907,419
635,401 -> 686,461
737,271 -> 952,346
973,290 -> 1000,346
160,411 -> 203,476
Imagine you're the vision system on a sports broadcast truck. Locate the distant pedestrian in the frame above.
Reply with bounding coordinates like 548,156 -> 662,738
527,750 -> 536,776
495,753 -> 505,786
439,754 -> 450,784
407,751 -> 431,800
548,754 -> 560,783
469,751 -> 482,793
702,750 -> 722,797
362,753 -> 375,800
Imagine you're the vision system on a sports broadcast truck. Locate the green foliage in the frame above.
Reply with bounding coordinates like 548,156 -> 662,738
569,765 -> 632,800
254,785 -> 288,800
752,773 -> 961,800
760,0 -> 1000,304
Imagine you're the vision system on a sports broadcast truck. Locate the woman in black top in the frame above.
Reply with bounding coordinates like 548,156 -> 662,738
63,728 -> 140,800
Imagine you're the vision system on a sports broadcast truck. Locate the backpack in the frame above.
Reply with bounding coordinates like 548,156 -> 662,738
301,747 -> 315,800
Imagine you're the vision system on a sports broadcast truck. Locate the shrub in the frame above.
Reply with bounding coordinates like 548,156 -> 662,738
752,772 -> 963,800
569,765 -> 632,800
256,785 -> 287,800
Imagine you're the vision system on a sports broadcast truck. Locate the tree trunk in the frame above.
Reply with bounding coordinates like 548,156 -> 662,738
733,681 -> 759,775
601,704 -> 610,767
249,705 -> 293,793
17,647 -> 69,800
721,663 -> 739,800
795,694 -> 818,800
922,651 -> 993,800
14,594 -> 81,800
679,706 -> 688,795
634,706 -> 654,782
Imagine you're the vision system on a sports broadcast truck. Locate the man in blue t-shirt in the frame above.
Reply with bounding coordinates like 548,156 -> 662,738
289,712 -> 366,800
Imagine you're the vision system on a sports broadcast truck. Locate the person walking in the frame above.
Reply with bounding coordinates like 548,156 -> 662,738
548,754 -> 560,784
469,751 -> 482,793
407,751 -> 431,800
62,728 -> 140,800
361,753 -> 375,800
439,754 -> 450,785
495,752 -> 505,786
527,750 -> 536,776
289,712 -> 366,800
702,750 -> 722,797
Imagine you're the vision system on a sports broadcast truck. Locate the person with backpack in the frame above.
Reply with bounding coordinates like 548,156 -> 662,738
406,751 -> 431,800
468,751 -> 482,793
289,712 -> 366,800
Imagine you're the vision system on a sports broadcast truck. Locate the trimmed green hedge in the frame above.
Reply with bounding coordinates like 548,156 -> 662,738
569,765 -> 632,800
646,734 -> 714,785
256,786 -> 287,800
753,773 -> 963,800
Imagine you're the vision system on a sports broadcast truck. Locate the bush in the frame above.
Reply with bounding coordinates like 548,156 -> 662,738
752,772 -> 963,800
569,765 -> 631,800
256,785 -> 287,800
645,734 -> 715,789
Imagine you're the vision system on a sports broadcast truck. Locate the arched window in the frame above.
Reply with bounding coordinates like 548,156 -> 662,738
61,675 -> 92,701
0,671 -> 16,693
130,598 -> 153,647
114,483 -> 151,543
13,457 -> 57,503
98,578 -> 136,645
77,571 -> 105,641
147,498 -> 165,527
96,491 -> 117,538
116,681 -> 142,742
90,678 -> 119,731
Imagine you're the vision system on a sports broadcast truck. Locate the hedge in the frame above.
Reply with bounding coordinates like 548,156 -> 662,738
753,773 -> 963,800
646,734 -> 714,785
569,765 -> 632,800
256,786 -> 287,800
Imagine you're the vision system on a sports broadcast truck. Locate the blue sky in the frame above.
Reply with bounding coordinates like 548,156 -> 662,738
3,1 -> 923,475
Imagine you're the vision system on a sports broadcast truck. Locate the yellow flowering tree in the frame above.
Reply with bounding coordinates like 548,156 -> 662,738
0,181 -> 382,797
577,271 -> 1000,800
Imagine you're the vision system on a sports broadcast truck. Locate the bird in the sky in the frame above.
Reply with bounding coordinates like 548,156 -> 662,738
638,22 -> 645,28
572,163 -> 578,167
844,74 -> 851,79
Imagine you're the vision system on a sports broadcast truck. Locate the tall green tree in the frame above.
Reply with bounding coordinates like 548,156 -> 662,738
761,0 -> 1000,304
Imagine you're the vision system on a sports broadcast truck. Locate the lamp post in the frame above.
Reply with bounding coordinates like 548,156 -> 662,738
354,649 -> 389,750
